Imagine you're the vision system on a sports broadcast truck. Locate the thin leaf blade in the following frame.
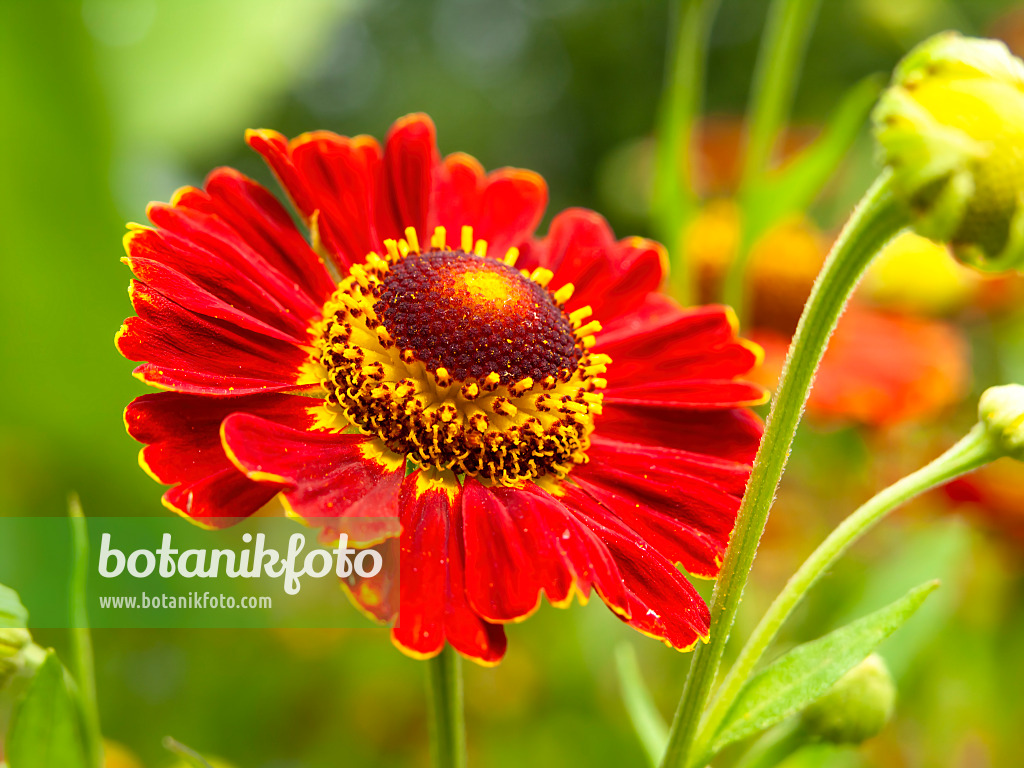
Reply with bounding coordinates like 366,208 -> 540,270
742,73 -> 884,242
707,580 -> 938,757
164,737 -> 216,768
615,643 -> 669,766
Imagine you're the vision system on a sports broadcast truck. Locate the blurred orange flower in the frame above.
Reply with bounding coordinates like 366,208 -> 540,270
686,193 -> 971,427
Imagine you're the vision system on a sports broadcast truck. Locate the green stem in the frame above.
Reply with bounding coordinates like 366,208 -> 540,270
69,494 -> 102,768
721,0 -> 822,322
651,0 -> 721,305
659,171 -> 907,768
692,424 -> 997,764
427,645 -> 467,768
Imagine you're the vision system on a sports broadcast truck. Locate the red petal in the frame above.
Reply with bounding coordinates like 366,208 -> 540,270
123,256 -> 302,345
392,476 -> 507,664
117,281 -> 310,395
561,484 -> 710,649
470,169 -> 547,256
526,209 -> 667,320
221,414 -> 402,545
126,391 -> 317,525
576,444 -> 740,540
343,537 -> 401,624
127,391 -> 315,485
460,479 -> 627,622
163,467 -> 281,526
588,435 -> 751,496
597,403 -> 763,464
124,226 -> 313,341
378,113 -> 439,243
603,380 -> 769,409
146,200 -> 322,326
432,152 -> 485,236
289,131 -> 383,266
203,167 -> 335,304
598,304 -> 761,387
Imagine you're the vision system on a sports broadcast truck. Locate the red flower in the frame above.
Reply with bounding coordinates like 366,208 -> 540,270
117,114 -> 767,664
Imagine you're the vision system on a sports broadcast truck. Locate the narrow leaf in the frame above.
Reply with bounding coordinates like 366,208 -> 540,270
69,493 -> 102,768
7,652 -> 90,768
707,581 -> 938,757
615,643 -> 669,766
742,73 -> 884,242
164,737 -> 215,768
0,583 -> 28,628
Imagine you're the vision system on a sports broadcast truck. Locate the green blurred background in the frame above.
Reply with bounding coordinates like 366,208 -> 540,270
1,0 -> 1023,765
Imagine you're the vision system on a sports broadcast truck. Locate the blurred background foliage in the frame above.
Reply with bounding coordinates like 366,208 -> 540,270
1,0 -> 1023,766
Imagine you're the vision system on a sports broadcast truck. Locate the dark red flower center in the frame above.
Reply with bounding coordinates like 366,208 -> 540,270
374,250 -> 581,383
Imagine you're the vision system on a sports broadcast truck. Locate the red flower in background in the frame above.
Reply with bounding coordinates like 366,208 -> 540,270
117,114 -> 766,664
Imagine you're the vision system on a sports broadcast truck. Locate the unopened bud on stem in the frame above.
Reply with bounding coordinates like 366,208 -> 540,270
873,32 -> 1024,273
801,654 -> 896,745
978,384 -> 1024,461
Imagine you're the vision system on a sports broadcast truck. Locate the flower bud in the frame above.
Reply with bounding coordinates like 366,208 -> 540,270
873,32 -> 1024,273
978,384 -> 1024,461
801,654 -> 896,744
0,627 -> 32,688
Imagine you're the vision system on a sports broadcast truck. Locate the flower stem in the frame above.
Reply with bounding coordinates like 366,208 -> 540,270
721,0 -> 822,322
659,170 -> 907,768
427,645 -> 467,768
692,423 -> 997,765
652,0 -> 721,305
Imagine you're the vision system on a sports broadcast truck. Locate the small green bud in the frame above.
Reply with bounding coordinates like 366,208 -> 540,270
978,384 -> 1024,461
873,32 -> 1024,273
801,654 -> 896,745
0,627 -> 32,687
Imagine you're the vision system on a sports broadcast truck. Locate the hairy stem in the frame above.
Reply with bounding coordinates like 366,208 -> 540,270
660,171 -> 907,768
693,424 -> 997,764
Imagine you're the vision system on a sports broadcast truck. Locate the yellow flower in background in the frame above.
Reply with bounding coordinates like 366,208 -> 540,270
861,231 -> 979,315
874,32 -> 1024,273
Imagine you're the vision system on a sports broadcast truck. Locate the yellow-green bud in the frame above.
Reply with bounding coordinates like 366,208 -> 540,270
0,627 -> 32,687
978,384 -> 1024,461
801,654 -> 896,745
873,32 -> 1024,273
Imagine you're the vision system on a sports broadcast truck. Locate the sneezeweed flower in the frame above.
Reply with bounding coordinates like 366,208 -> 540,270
873,32 -> 1024,273
117,114 -> 768,664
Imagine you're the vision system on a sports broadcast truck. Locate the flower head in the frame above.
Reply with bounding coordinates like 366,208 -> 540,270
873,32 -> 1024,273
117,114 -> 767,664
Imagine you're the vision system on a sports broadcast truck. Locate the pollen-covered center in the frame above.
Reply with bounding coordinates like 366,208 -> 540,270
315,226 -> 609,487
374,250 -> 581,383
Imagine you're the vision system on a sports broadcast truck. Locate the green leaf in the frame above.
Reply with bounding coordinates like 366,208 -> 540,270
163,737 -> 215,768
615,643 -> 669,766
742,74 -> 884,244
0,583 -> 28,629
69,494 -> 102,768
834,519 -> 970,680
706,580 -> 938,758
6,652 -> 90,768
